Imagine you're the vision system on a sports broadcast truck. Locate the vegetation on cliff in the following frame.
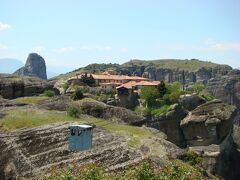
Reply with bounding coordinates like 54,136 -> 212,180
45,159 -> 207,180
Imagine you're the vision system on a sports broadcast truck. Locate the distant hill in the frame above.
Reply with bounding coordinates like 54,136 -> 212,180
56,59 -> 232,80
122,59 -> 230,71
0,58 -> 24,74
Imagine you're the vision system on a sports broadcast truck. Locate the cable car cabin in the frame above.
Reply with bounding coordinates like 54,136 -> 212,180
68,125 -> 93,151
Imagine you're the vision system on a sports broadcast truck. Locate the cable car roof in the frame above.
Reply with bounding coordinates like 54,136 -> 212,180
69,124 -> 93,129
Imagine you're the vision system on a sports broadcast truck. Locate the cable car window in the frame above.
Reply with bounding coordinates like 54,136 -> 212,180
78,129 -> 82,136
71,129 -> 76,136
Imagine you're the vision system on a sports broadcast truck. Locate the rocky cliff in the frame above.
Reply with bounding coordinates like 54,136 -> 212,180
119,59 -> 232,84
14,53 -> 47,80
206,69 -> 240,108
0,74 -> 53,99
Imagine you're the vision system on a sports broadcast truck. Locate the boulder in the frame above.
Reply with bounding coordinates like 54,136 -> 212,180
37,95 -> 72,111
14,53 -> 47,80
180,100 -> 237,146
146,104 -> 188,147
179,94 -> 206,111
79,100 -> 145,125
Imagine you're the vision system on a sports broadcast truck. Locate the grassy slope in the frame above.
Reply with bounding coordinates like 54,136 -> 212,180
15,96 -> 50,104
122,59 -> 230,71
0,108 -> 156,148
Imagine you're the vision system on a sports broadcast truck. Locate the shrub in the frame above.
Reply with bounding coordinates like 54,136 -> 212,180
180,151 -> 203,166
71,89 -> 84,100
134,160 -> 157,180
199,90 -> 215,101
44,90 -> 55,97
63,82 -> 70,93
192,82 -> 205,94
67,106 -> 80,118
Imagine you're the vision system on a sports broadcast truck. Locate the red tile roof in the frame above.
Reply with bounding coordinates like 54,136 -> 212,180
116,80 -> 160,89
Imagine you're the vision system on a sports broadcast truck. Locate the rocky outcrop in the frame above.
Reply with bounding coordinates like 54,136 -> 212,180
118,60 -> 232,84
14,53 -> 47,80
0,75 -> 53,99
38,95 -> 72,111
206,69 -> 240,108
179,94 -> 206,111
180,100 -> 237,146
0,122 -> 183,179
79,100 -> 145,125
146,104 -> 188,147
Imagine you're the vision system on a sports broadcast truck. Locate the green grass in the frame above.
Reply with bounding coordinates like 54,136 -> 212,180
151,104 -> 171,116
0,108 -> 157,148
0,108 -> 100,130
15,96 -> 49,104
123,59 -> 230,71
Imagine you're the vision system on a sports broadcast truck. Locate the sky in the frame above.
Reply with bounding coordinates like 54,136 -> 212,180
0,0 -> 240,74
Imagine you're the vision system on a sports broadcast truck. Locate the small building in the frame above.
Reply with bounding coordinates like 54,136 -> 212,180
68,124 -> 93,151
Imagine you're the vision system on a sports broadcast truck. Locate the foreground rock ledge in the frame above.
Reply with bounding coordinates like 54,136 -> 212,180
0,123 -> 182,179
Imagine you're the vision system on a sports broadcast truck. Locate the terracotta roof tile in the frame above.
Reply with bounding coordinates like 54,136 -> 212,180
116,80 -> 160,89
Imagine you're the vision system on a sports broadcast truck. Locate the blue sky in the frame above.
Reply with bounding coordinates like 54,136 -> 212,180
0,0 -> 240,74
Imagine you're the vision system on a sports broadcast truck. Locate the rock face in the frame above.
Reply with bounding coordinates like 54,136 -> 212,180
14,53 -> 47,80
180,100 -> 237,146
179,94 -> 206,111
0,122 -> 182,179
117,60 -> 232,84
79,101 -> 145,125
206,69 -> 240,109
38,95 -> 72,111
0,75 -> 52,99
146,104 -> 188,147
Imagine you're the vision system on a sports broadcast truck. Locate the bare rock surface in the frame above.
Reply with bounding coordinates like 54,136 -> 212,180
179,93 -> 206,111
146,103 -> 188,147
79,101 -> 145,125
0,122 -> 182,179
37,95 -> 72,111
0,75 -> 53,99
14,53 -> 47,80
180,100 -> 237,146
206,69 -> 240,108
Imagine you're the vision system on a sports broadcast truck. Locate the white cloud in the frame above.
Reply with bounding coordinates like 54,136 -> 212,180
96,46 -> 112,51
55,46 -> 74,53
0,22 -> 11,31
32,45 -> 45,53
79,45 -> 91,51
205,40 -> 240,52
156,44 -> 185,50
0,43 -> 8,50
120,47 -> 128,53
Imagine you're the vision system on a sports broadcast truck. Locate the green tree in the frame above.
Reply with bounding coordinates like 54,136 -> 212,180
140,86 -> 160,107
192,82 -> 204,94
81,73 -> 96,85
157,80 -> 167,98
44,90 -> 55,97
